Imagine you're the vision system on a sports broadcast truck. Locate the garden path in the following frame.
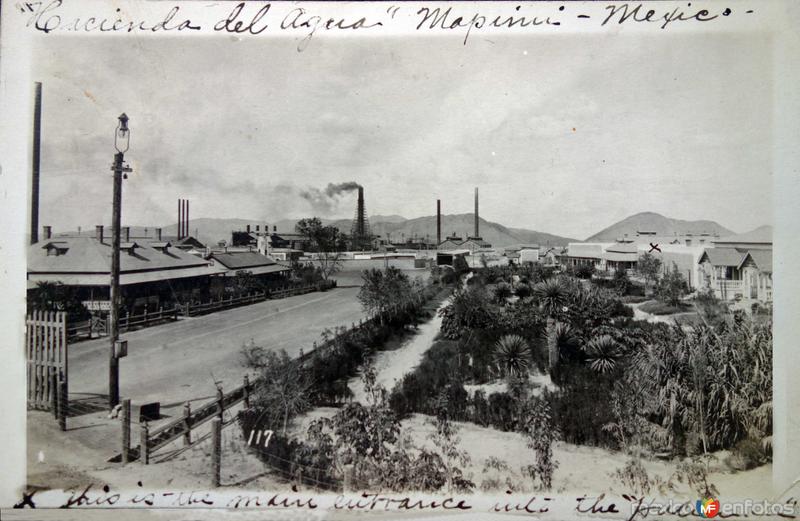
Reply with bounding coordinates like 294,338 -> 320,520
348,297 -> 451,402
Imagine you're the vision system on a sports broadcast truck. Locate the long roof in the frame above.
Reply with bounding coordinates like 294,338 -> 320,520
211,251 -> 278,270
713,226 -> 772,245
28,236 -> 218,285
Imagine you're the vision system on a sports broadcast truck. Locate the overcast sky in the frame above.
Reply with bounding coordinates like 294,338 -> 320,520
33,32 -> 772,239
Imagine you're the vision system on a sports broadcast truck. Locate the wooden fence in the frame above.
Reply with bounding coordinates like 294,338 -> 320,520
26,310 -> 68,430
184,281 -> 336,317
67,307 -> 180,342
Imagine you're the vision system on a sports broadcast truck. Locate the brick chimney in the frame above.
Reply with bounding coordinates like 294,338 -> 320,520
156,228 -> 162,241
96,225 -> 104,243
43,225 -> 51,239
246,224 -> 251,233
273,225 -> 277,232
256,224 -> 260,233
123,226 -> 130,242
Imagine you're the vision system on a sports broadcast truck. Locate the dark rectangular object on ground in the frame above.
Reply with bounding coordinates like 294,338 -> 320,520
140,402 -> 161,422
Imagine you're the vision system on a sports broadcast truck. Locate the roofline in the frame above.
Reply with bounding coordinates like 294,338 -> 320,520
28,262 -> 211,276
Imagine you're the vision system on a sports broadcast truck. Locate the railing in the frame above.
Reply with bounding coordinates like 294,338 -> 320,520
68,308 -> 179,342
184,281 -> 336,317
184,292 -> 269,317
716,279 -> 743,293
141,379 -> 252,463
121,307 -> 179,331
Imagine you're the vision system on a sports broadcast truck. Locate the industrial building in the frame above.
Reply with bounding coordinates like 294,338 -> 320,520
27,225 -> 222,313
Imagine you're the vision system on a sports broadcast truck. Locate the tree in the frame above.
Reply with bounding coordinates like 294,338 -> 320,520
655,262 -> 688,307
296,217 -> 346,279
636,253 -> 662,295
439,284 -> 497,339
520,397 -> 559,490
241,346 -> 311,435
232,270 -> 263,295
358,267 -> 414,321
30,281 -> 90,319
430,392 -> 472,493
493,334 -> 532,378
613,268 -> 631,295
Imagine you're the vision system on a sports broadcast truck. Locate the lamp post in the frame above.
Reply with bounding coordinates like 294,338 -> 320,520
109,113 -> 132,408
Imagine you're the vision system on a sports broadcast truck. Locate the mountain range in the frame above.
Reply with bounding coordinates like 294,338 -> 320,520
151,214 -> 578,248
114,211 -> 760,249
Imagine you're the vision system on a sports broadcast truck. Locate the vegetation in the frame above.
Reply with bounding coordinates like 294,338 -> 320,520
28,281 -> 90,320
493,335 -> 532,378
638,300 -> 691,316
241,252 -> 772,493
654,262 -> 689,307
296,217 -> 348,280
358,267 -> 421,321
636,253 -> 662,294
241,347 -> 312,434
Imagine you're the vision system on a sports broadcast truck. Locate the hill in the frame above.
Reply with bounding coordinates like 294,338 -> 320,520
585,212 -> 734,242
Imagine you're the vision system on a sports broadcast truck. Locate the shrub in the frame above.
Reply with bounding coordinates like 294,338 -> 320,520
493,334 -> 532,378
493,282 -> 513,305
726,437 -> 769,471
638,300 -> 689,316
612,458 -> 657,495
515,283 -> 532,299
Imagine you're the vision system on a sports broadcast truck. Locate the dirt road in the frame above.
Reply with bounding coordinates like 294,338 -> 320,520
68,287 -> 364,405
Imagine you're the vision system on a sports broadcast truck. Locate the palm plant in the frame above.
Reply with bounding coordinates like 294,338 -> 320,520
533,279 -> 567,318
493,334 -> 532,378
493,282 -> 513,305
583,335 -> 621,374
545,321 -> 580,374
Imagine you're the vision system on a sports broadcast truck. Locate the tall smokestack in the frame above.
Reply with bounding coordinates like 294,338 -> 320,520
30,82 -> 42,244
177,199 -> 183,240
436,199 -> 441,245
474,187 -> 479,238
185,199 -> 190,238
350,185 -> 370,251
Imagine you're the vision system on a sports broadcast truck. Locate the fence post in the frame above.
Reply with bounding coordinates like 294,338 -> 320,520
140,421 -> 149,464
121,399 -> 131,463
216,387 -> 224,422
211,418 -> 221,488
58,378 -> 67,431
183,402 -> 191,446
243,376 -> 250,408
49,369 -> 58,419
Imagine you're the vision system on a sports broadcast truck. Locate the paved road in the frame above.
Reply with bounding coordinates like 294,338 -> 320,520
68,287 -> 364,405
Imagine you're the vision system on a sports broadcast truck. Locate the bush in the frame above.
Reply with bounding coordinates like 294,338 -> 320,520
726,437 -> 769,471
638,300 -> 691,316
515,283 -> 532,299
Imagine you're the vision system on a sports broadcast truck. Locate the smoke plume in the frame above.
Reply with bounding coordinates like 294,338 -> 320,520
300,181 -> 362,215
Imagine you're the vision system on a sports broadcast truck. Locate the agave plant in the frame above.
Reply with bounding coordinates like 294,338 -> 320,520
493,334 -> 532,378
533,279 -> 567,318
583,335 -> 621,374
545,321 -> 580,372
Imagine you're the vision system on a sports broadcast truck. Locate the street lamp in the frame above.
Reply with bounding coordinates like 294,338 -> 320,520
115,113 -> 130,153
109,113 -> 133,408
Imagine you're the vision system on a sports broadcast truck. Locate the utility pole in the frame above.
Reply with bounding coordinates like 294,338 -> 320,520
109,114 -> 132,408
